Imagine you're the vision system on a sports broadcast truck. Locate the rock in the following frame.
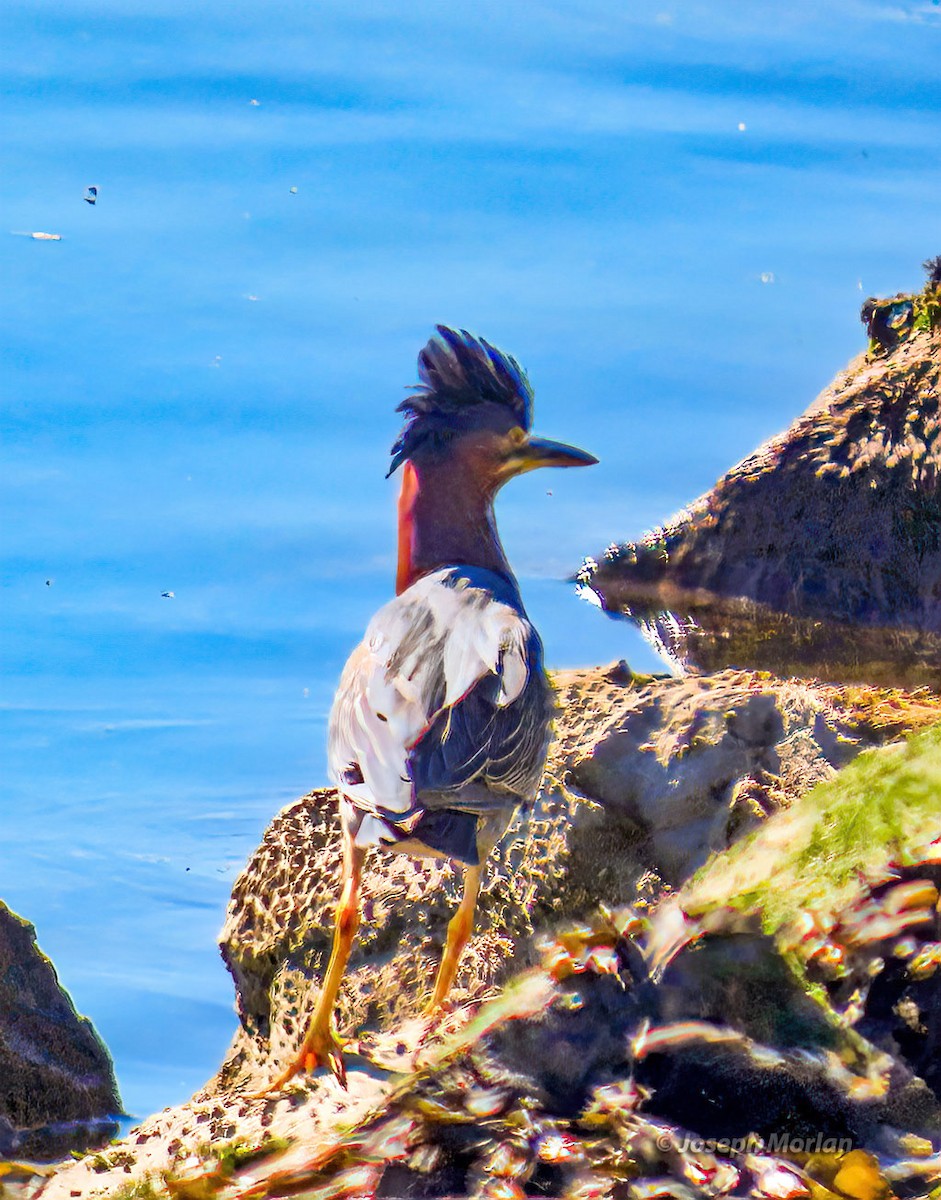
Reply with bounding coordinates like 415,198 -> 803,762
582,276 -> 941,684
37,682 -> 941,1200
229,719 -> 940,1195
552,666 -> 941,885
861,294 -> 915,354
863,259 -> 941,355
212,666 -> 940,1094
0,900 -> 121,1161
214,782 -> 567,1092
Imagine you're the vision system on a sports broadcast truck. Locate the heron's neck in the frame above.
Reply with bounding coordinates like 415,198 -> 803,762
396,459 -> 512,594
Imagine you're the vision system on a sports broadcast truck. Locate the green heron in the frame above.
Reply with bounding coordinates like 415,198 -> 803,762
270,326 -> 597,1089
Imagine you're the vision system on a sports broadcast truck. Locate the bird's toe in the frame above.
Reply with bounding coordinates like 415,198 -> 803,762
255,1022 -> 349,1095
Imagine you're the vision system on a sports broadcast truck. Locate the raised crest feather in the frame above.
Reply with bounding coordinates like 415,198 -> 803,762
388,326 -> 534,476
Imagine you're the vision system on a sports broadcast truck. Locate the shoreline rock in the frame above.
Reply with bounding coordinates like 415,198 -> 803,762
214,664 -> 941,1093
582,273 -> 941,682
35,668 -> 941,1199
0,901 -> 122,1163
34,714 -> 941,1199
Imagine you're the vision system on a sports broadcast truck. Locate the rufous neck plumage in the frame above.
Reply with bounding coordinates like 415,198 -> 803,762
395,458 -> 513,594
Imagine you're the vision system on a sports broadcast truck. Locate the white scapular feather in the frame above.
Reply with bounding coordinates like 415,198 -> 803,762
327,568 -> 531,826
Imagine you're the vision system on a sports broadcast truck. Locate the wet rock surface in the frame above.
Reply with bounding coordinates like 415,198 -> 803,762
623,601 -> 941,690
0,901 -> 121,1163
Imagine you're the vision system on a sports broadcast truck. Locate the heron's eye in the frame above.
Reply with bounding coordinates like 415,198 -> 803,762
508,426 -> 527,448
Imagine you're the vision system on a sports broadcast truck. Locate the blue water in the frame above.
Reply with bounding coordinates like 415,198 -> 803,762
3,0 -> 940,1119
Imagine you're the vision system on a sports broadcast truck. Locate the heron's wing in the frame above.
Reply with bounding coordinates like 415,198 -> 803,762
327,567 -> 551,822
407,625 -> 551,804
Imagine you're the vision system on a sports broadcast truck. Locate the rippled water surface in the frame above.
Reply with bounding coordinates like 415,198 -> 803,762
3,0 -> 940,1118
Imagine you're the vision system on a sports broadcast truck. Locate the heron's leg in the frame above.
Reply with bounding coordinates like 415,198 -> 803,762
264,835 -> 366,1092
425,864 -> 482,1014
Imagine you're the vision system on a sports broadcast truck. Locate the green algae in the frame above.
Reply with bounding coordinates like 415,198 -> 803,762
867,279 -> 941,356
684,721 -> 941,942
108,1181 -> 163,1200
209,1137 -> 290,1174
913,285 -> 941,334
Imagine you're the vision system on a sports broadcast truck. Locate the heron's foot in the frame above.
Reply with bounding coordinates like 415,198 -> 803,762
422,995 -> 455,1019
258,1019 -> 348,1095
419,997 -> 460,1050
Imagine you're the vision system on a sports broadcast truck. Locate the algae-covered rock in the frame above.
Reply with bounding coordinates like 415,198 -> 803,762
228,722 -> 941,1197
674,718 -> 941,936
38,699 -> 941,1200
863,259 -> 941,355
552,664 -> 941,888
214,666 -> 941,1096
0,900 -> 121,1161
583,271 -> 941,683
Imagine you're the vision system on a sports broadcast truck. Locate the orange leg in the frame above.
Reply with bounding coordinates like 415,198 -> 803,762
263,836 -> 366,1092
425,864 -> 481,1014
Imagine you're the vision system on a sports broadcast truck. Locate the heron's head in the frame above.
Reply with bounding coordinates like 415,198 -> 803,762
388,326 -> 597,492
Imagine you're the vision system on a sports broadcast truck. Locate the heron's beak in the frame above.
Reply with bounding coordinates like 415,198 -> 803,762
513,435 -> 599,473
